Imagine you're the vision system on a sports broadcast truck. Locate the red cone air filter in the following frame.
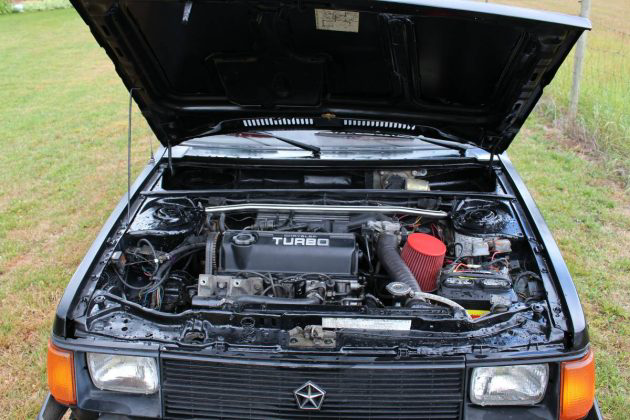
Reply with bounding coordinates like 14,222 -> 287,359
401,233 -> 446,292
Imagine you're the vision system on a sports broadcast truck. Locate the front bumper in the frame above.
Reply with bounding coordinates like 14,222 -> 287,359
38,391 -> 604,420
37,393 -> 66,420
586,399 -> 604,420
37,393 -> 135,420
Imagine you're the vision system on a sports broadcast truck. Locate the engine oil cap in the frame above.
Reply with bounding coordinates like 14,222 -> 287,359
232,232 -> 257,246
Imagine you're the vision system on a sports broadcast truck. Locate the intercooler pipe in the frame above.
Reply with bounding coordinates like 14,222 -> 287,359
376,233 -> 472,320
377,233 -> 422,294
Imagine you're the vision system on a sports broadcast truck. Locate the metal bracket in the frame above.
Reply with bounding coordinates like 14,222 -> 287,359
198,274 -> 264,298
288,326 -> 336,348
180,318 -> 207,343
397,346 -> 410,359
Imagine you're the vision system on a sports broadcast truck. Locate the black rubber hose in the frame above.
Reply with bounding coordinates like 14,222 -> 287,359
156,244 -> 205,278
376,233 -> 421,293
143,243 -> 206,294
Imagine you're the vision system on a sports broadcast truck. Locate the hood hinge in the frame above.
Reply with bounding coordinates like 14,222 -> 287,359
167,141 -> 174,175
181,0 -> 193,24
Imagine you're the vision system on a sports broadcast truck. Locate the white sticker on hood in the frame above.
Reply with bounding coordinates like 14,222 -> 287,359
315,9 -> 359,33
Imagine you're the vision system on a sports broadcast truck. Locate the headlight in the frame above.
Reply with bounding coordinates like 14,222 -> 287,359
470,364 -> 549,406
87,353 -> 158,394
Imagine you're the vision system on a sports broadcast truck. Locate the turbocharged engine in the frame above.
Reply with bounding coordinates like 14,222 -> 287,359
108,197 -> 543,320
195,229 -> 363,306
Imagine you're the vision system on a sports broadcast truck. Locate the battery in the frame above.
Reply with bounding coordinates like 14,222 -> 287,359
438,266 -> 517,310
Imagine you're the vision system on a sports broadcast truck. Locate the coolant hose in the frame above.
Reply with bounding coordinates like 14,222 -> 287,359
376,233 -> 421,293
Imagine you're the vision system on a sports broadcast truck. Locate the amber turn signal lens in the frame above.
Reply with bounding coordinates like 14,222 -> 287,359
560,348 -> 595,420
47,340 -> 76,405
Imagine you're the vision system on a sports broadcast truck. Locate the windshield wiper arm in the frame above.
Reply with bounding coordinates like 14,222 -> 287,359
416,136 -> 469,157
315,131 -> 468,156
245,131 -> 321,158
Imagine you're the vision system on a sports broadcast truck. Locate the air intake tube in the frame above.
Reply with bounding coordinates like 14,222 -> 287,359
377,233 -> 421,294
377,233 -> 471,320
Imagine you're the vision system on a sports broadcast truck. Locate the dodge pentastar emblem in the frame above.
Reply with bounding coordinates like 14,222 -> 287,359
294,381 -> 326,410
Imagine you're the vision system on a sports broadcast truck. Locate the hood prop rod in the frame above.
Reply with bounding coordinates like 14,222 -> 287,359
126,88 -> 135,225
126,87 -> 142,225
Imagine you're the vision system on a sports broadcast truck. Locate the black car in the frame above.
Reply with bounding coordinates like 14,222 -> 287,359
39,0 -> 600,419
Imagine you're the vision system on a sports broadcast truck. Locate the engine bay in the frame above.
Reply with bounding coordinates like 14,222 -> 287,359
93,165 -> 547,318
74,162 -> 565,351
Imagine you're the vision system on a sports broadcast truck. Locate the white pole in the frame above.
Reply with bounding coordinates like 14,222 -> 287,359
568,0 -> 591,119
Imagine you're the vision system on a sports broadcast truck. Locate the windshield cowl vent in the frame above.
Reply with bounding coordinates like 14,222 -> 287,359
240,117 -> 416,132
343,119 -> 415,131
243,117 -> 314,128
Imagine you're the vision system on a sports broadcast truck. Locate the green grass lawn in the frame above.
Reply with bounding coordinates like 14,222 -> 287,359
0,8 -> 628,420
496,0 -> 630,186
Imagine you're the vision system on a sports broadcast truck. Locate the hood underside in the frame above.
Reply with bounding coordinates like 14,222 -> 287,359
71,0 -> 589,152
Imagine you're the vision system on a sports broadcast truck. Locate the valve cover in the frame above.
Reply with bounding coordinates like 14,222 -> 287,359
219,231 -> 358,276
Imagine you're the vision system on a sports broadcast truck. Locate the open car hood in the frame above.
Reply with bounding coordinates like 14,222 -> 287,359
71,0 -> 589,153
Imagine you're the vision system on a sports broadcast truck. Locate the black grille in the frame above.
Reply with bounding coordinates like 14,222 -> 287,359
161,355 -> 464,419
